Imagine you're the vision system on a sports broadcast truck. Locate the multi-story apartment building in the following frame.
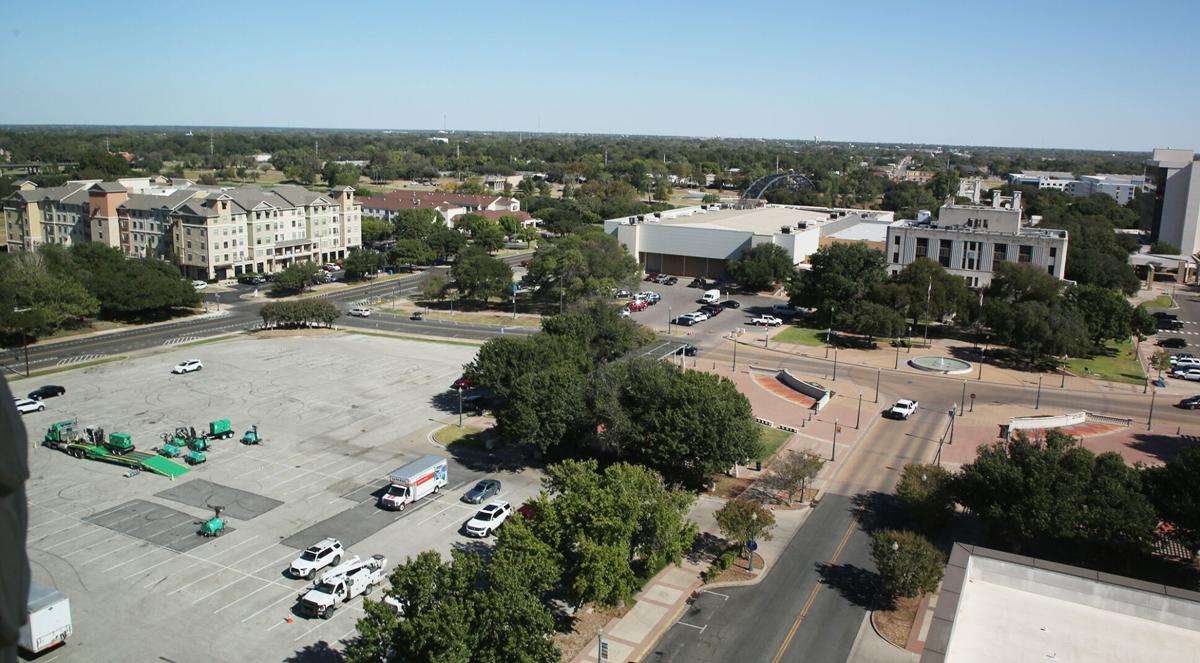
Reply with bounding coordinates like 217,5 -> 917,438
3,179 -> 362,280
885,192 -> 1069,288
1064,174 -> 1145,206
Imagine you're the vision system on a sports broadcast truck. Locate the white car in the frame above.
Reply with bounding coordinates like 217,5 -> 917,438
887,399 -> 919,419
690,311 -> 710,322
750,315 -> 783,326
288,538 -> 345,579
192,280 -> 208,290
171,359 -> 203,374
640,291 -> 661,303
1171,368 -> 1200,381
674,314 -> 698,326
348,307 -> 372,317
13,398 -> 45,415
464,500 -> 512,537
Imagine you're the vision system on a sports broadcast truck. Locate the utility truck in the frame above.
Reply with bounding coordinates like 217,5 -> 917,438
19,582 -> 72,655
297,554 -> 387,619
378,455 -> 448,510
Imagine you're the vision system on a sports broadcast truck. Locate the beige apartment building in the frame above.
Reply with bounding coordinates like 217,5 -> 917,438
4,179 -> 362,280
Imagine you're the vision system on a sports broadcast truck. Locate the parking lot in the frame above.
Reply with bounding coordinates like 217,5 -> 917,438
13,334 -> 544,662
620,276 -> 787,353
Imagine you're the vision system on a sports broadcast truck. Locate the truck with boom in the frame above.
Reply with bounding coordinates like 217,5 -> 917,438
297,554 -> 387,619
378,455 -> 448,510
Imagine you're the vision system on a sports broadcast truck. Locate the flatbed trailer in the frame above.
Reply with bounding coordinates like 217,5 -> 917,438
43,420 -> 190,479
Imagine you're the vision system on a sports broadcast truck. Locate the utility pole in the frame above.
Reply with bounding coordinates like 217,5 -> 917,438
874,368 -> 881,403
1148,388 -> 1157,431
457,387 -> 463,428
832,418 -> 839,462
1035,375 -> 1043,410
856,393 -> 863,429
923,275 -> 932,345
832,347 -> 839,381
959,380 -> 967,416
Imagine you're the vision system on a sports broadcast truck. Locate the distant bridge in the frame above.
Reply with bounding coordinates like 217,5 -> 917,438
742,171 -> 817,199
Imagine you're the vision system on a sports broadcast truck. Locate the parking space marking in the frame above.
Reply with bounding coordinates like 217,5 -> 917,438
196,535 -> 262,562
169,566 -> 241,595
292,601 -> 364,641
40,525 -> 112,552
213,582 -> 278,614
240,589 -> 298,623
103,546 -> 164,572
191,574 -> 257,605
29,521 -> 87,544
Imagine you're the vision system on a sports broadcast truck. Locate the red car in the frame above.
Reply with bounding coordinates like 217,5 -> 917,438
519,259 -> 531,268
452,376 -> 475,390
644,273 -> 660,282
627,300 -> 649,312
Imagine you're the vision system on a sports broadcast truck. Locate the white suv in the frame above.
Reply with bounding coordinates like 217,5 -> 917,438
172,359 -> 203,374
288,538 -> 345,579
464,501 -> 512,537
348,307 -> 371,317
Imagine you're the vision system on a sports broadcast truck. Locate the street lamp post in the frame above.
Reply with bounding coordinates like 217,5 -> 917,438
856,393 -> 863,429
731,333 -> 738,371
1148,388 -> 1157,431
959,380 -> 967,416
1035,375 -> 1043,410
668,306 -> 672,335
457,386 -> 463,428
894,342 -> 900,369
832,418 -> 839,462
874,368 -> 881,404
832,347 -> 839,381
747,511 -> 758,574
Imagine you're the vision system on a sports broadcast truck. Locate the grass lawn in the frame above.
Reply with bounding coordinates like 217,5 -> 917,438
1148,294 -> 1176,309
773,325 -> 826,346
432,425 -> 488,451
1067,340 -> 1145,385
758,425 -> 792,462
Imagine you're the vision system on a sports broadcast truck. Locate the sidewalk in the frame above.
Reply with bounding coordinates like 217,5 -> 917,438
569,484 -> 815,663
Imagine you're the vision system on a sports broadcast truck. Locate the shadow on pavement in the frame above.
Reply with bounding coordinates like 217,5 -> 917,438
1129,432 -> 1200,464
816,562 -> 888,611
850,491 -> 905,535
284,639 -> 345,663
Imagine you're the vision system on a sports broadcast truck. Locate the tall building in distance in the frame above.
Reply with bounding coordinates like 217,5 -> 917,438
886,192 -> 1069,288
1146,148 -> 1200,254
3,177 -> 362,280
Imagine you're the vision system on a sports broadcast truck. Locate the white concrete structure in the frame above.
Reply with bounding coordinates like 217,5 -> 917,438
1066,174 -> 1146,205
1008,170 -> 1075,191
922,544 -> 1200,663
1147,148 -> 1200,255
602,203 -> 894,279
886,192 -> 1069,288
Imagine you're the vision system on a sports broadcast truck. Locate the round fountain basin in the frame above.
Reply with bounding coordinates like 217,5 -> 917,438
909,356 -> 972,375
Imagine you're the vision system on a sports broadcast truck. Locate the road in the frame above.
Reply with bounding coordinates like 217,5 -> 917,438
2,254 -> 535,375
651,403 -> 946,663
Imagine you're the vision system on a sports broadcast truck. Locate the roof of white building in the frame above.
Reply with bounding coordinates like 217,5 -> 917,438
609,204 -> 894,237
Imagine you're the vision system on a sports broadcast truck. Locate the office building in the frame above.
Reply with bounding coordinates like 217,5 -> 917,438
886,192 -> 1068,288
1146,148 -> 1200,255
1065,174 -> 1145,205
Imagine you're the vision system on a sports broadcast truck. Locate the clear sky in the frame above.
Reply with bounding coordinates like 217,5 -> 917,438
1,0 -> 1197,151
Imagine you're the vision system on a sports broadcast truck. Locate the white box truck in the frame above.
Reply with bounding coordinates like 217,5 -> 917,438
378,454 -> 448,510
20,582 -> 72,655
701,288 -> 721,304
297,554 -> 387,619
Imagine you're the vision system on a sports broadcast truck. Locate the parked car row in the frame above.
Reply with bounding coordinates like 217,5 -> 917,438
643,273 -> 679,286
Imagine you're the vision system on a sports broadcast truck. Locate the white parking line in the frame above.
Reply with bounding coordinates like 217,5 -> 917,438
168,566 -> 233,595
197,535 -> 262,562
191,574 -> 254,605
241,590 -> 297,623
30,521 -> 86,544
103,546 -> 163,572
213,582 -> 277,614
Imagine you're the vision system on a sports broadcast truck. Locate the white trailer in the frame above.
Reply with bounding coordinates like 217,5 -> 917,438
378,454 -> 448,510
19,582 -> 72,655
297,554 -> 387,619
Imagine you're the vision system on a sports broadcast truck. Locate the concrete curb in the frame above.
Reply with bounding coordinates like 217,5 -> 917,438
22,310 -> 233,349
869,610 -> 913,652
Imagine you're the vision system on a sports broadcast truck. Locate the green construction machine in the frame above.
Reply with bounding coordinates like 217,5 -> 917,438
207,419 -> 234,440
240,424 -> 262,445
43,420 -> 189,479
198,505 -> 226,537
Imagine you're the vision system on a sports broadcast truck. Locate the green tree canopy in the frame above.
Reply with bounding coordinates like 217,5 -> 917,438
360,216 -> 393,244
896,464 -> 955,533
67,243 -> 199,319
726,244 -> 796,291
788,243 -> 887,324
527,229 -> 640,303
452,247 -> 513,301
342,248 -> 386,280
714,498 -> 775,552
472,221 -> 507,253
392,208 -> 443,241
870,530 -> 945,600
388,239 -> 435,267
0,249 -> 99,339
270,261 -> 319,294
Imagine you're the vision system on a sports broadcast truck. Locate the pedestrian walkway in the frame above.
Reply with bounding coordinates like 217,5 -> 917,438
846,614 -> 919,663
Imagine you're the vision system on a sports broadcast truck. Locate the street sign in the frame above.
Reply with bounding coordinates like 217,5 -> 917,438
600,641 -> 609,660
746,540 -> 758,552
969,393 -> 976,400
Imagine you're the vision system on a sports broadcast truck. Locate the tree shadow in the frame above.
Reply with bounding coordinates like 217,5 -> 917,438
850,491 -> 905,535
282,640 -> 346,663
451,538 -> 496,560
816,562 -> 889,611
685,532 -> 727,566
1128,432 -> 1200,464
429,390 -> 461,414
442,438 -> 531,474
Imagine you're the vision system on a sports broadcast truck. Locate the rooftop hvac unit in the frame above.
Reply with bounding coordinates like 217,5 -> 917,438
781,226 -> 792,234
797,222 -> 807,230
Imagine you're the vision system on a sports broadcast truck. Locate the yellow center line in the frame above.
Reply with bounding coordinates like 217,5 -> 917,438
770,518 -> 858,663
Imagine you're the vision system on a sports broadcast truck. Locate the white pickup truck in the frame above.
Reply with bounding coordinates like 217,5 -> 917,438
886,399 -> 919,420
750,315 -> 783,327
297,554 -> 387,619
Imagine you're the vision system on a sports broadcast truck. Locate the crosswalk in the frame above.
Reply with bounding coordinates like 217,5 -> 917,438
56,353 -> 107,366
163,336 -> 199,346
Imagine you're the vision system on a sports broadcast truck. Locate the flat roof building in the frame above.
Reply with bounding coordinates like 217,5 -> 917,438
602,203 -> 895,279
886,192 -> 1069,288
922,544 -> 1200,663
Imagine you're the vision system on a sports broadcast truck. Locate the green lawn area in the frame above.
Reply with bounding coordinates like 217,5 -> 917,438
1148,294 -> 1176,309
773,325 -> 826,346
1066,340 -> 1145,385
757,425 -> 793,461
432,425 -> 489,450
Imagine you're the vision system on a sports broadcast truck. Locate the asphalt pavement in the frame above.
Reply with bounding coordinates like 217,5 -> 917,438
648,494 -> 871,663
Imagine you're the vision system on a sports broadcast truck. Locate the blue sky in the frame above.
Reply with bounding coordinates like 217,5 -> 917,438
1,0 -> 1196,151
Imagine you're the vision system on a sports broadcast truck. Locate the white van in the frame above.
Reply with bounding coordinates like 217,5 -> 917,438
379,455 -> 448,510
701,289 -> 721,304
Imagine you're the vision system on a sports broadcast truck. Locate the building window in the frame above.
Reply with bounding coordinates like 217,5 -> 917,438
1018,245 -> 1033,263
915,237 -> 928,259
893,235 -> 900,246
892,252 -> 899,263
992,243 -> 1007,266
938,240 -> 952,268
1049,246 -> 1057,258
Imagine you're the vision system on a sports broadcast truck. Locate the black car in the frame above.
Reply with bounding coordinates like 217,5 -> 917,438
411,311 -> 425,321
1154,312 -> 1179,320
678,344 -> 698,356
688,277 -> 707,288
1158,319 -> 1184,330
28,385 -> 66,400
1161,337 -> 1189,349
1180,396 -> 1200,410
462,479 -> 501,504
721,300 -> 742,309
665,277 -> 679,286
